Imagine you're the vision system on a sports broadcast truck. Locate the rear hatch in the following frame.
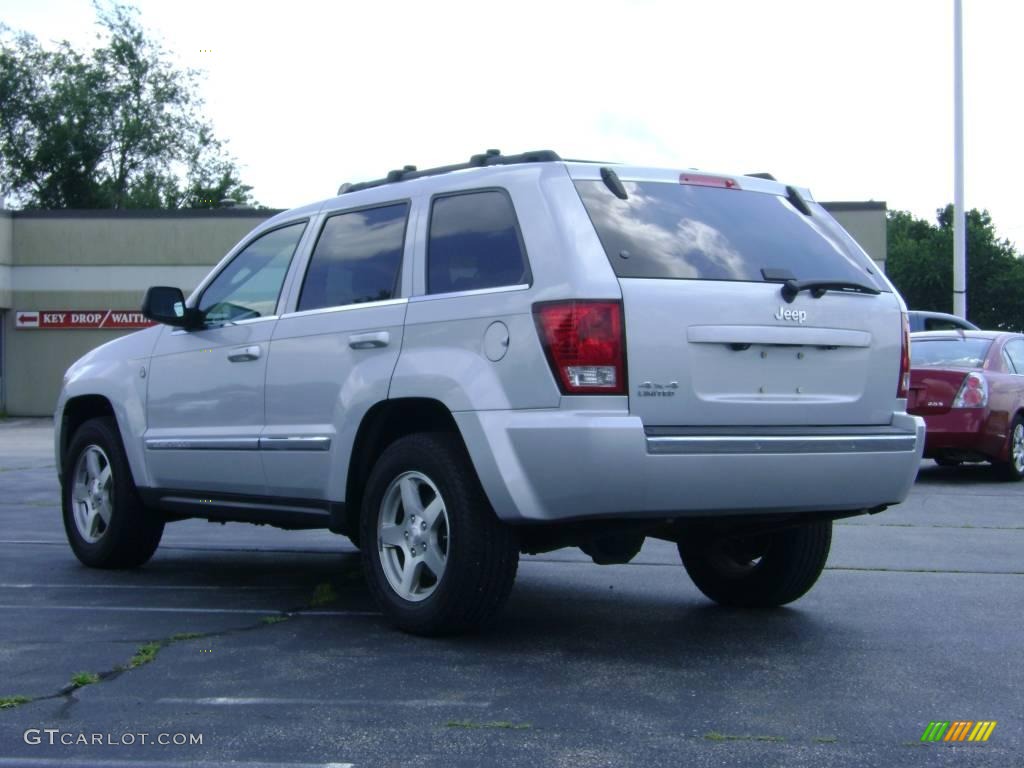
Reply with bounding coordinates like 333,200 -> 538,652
906,336 -> 993,414
572,166 -> 900,427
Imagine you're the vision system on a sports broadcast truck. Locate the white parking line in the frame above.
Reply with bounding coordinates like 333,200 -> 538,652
0,760 -> 354,768
0,583 -> 308,591
158,697 -> 490,707
0,604 -> 379,616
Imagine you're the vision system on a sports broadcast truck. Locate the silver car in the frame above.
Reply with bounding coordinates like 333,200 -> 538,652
55,150 -> 924,635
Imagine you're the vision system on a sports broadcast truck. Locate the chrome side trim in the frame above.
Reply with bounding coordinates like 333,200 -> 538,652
647,434 -> 918,456
280,298 -> 407,320
258,436 -> 332,451
145,437 -> 260,451
409,284 -> 530,302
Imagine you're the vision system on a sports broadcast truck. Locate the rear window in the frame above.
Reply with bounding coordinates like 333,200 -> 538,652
574,180 -> 887,289
911,338 -> 992,368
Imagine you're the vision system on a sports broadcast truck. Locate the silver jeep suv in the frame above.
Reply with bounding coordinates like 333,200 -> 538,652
55,150 -> 924,635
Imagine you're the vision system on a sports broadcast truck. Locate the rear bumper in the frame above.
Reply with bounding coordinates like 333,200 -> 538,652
920,409 -> 1007,461
455,409 -> 925,523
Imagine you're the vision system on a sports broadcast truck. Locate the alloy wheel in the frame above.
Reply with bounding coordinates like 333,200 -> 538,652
71,445 -> 114,544
377,471 -> 450,602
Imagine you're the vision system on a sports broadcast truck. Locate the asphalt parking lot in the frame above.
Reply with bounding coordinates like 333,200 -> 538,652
0,418 -> 1020,768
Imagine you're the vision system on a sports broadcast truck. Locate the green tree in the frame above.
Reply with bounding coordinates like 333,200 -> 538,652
0,3 -> 253,209
886,205 -> 1024,331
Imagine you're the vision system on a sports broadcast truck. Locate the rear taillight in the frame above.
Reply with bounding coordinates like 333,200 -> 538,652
533,300 -> 626,395
898,313 -> 911,398
953,372 -> 989,408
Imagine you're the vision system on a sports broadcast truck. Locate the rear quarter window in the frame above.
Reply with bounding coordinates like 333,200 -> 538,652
427,190 -> 531,294
574,179 -> 886,289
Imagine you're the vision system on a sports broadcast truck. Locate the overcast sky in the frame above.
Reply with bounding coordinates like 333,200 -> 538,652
6,0 -> 1022,248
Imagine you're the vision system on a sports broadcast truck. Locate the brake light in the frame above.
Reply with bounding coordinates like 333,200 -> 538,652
898,313 -> 911,398
679,173 -> 741,190
953,372 -> 989,408
533,301 -> 626,395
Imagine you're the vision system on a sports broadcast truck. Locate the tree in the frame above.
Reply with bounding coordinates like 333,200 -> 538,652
0,3 -> 253,209
886,206 -> 1024,331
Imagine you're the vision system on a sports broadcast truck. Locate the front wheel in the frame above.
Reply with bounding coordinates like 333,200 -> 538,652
360,432 -> 519,636
994,416 -> 1024,481
678,520 -> 832,608
62,417 -> 164,568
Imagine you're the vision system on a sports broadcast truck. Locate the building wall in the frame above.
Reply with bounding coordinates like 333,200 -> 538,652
3,210 -> 277,415
2,202 -> 887,416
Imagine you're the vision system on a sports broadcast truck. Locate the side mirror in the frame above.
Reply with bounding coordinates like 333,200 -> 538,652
141,286 -> 203,329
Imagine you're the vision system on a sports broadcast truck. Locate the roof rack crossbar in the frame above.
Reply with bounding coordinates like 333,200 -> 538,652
339,149 -> 562,195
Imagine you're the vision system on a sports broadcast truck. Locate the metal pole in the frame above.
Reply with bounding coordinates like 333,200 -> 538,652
953,0 -> 966,318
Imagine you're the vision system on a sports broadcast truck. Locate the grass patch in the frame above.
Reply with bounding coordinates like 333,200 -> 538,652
128,642 -> 162,669
704,732 -> 784,743
446,720 -> 531,730
309,583 -> 339,607
0,695 -> 32,709
169,632 -> 204,642
260,615 -> 288,625
813,736 -> 838,744
70,672 -> 100,688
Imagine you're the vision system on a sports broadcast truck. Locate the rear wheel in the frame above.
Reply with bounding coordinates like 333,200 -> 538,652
360,432 -> 519,636
678,520 -> 832,608
994,416 -> 1024,481
62,417 -> 164,568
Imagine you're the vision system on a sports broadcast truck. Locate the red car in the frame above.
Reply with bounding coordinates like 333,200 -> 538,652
908,330 -> 1024,479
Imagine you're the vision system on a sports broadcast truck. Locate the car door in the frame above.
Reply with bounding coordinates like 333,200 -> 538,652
262,201 -> 411,500
145,220 -> 310,495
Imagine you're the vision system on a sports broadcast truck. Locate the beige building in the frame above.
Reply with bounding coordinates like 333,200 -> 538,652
0,202 -> 886,416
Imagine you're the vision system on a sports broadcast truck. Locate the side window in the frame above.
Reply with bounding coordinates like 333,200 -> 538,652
925,317 -> 968,331
1006,341 -> 1024,373
427,190 -> 531,295
1003,349 -> 1017,374
297,203 -> 408,312
199,222 -> 307,325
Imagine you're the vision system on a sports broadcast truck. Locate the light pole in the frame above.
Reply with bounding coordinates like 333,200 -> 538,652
953,0 -> 966,318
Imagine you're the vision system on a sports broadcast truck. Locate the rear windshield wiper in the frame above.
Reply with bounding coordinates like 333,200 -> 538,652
781,279 -> 881,303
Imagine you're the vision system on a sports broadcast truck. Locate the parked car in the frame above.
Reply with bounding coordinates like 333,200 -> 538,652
908,330 -> 1024,478
908,310 -> 979,333
55,150 -> 925,635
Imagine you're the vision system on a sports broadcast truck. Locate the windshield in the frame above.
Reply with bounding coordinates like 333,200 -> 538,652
911,338 -> 992,368
575,180 -> 887,289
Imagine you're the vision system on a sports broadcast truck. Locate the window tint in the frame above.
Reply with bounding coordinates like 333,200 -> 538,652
575,180 -> 887,289
924,317 -> 972,331
428,190 -> 530,294
1005,340 -> 1024,373
199,222 -> 307,324
910,338 -> 992,368
298,203 -> 408,312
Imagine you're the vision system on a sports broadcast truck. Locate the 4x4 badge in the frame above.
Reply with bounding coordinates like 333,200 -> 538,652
774,306 -> 807,323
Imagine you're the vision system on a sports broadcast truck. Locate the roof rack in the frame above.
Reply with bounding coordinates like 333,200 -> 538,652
338,149 -> 562,195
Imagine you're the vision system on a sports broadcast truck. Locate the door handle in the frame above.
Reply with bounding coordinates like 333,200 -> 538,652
227,345 -> 261,362
349,331 -> 390,349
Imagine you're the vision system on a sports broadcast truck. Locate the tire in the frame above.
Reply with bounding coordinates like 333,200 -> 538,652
61,417 -> 164,568
678,520 -> 832,608
994,416 -> 1024,481
360,432 -> 519,636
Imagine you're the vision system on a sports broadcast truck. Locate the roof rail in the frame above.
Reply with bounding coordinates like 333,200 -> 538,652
338,149 -> 562,195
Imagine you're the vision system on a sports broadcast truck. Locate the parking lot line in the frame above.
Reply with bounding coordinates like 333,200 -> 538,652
0,604 -> 379,616
0,761 -> 354,768
157,697 -> 491,707
0,583 -> 309,591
